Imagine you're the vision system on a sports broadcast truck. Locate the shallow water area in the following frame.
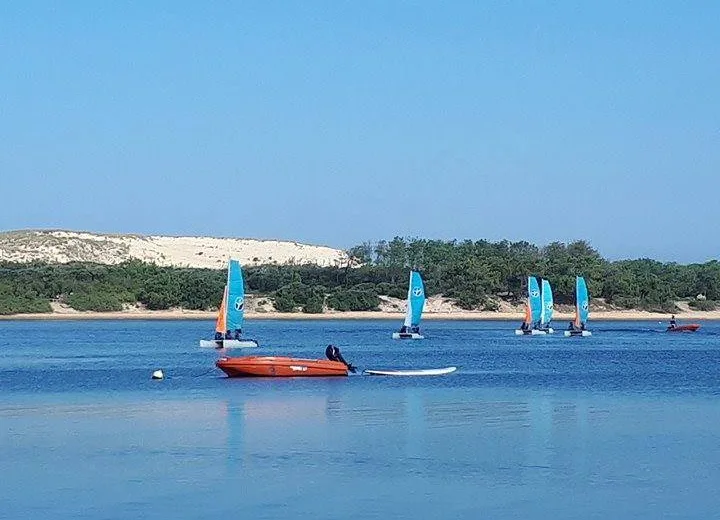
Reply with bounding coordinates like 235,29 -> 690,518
1,319 -> 720,519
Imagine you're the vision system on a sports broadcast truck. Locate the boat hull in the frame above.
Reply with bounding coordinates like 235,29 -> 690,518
216,356 -> 348,377
199,339 -> 259,349
667,324 -> 700,333
564,330 -> 592,337
515,328 -> 553,335
392,332 -> 424,340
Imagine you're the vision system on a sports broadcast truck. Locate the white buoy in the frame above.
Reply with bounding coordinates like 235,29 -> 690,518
152,369 -> 164,380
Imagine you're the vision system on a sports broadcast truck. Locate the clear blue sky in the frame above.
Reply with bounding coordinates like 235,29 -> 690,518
1,1 -> 718,262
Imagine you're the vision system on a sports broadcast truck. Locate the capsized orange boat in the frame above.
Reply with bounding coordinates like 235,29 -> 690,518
216,356 -> 349,378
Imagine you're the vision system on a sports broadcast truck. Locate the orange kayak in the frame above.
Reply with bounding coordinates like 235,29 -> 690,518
667,324 -> 701,332
216,356 -> 349,377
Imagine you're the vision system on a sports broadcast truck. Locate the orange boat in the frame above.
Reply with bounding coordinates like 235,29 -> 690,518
667,324 -> 701,333
216,356 -> 349,378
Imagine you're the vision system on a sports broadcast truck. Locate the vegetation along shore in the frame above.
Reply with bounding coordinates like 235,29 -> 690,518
1,235 -> 719,319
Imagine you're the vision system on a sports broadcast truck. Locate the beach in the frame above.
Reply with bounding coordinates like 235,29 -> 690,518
1,308 -> 715,321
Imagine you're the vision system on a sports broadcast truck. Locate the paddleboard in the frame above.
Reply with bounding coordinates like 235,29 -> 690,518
363,367 -> 457,376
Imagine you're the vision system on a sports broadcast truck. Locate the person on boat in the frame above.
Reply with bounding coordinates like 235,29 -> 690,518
225,330 -> 233,340
568,321 -> 580,332
325,344 -> 356,373
520,322 -> 530,332
214,331 -> 223,341
399,325 -> 409,334
410,325 -> 420,334
233,328 -> 242,340
669,315 -> 677,329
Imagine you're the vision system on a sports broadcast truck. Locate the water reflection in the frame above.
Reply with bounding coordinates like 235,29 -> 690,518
214,386 -> 604,490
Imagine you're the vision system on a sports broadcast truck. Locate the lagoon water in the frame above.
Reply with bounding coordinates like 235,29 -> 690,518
1,319 -> 720,519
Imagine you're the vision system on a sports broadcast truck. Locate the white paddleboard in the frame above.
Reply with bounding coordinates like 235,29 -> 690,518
364,366 -> 457,376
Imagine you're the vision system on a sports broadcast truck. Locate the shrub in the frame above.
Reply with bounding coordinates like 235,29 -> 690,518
273,292 -> 296,313
327,289 -> 379,311
688,299 -> 717,311
303,294 -> 325,314
482,298 -> 500,311
0,295 -> 52,315
66,291 -> 123,312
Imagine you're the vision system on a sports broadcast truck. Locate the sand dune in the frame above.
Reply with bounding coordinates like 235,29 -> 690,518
0,229 -> 348,268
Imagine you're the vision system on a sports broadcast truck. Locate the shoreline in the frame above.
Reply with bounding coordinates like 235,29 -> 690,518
0,310 -> 716,321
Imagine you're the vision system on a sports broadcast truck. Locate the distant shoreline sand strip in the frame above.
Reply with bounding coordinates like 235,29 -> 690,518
0,310 -> 714,321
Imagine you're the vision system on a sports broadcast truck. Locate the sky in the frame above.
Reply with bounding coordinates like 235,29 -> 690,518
1,1 -> 719,262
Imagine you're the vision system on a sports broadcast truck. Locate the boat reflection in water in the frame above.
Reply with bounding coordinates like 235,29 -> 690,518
217,386 -> 598,489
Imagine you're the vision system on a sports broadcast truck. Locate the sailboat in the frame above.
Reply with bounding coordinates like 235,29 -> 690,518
515,276 -> 548,335
564,276 -> 592,337
199,259 -> 259,349
392,270 -> 425,339
538,279 -> 555,333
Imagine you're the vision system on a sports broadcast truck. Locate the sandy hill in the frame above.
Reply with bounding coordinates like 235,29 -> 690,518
0,230 -> 348,269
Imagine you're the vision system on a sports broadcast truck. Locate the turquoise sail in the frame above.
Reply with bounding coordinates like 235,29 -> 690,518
404,271 -> 426,328
528,276 -> 542,325
576,276 -> 589,326
226,259 -> 245,332
540,279 -> 554,326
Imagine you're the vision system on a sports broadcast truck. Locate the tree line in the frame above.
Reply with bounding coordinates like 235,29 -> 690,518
0,237 -> 718,314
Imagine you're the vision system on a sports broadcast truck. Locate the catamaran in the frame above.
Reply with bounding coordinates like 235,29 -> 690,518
564,276 -> 592,337
199,259 -> 259,349
515,276 -> 549,335
392,270 -> 426,339
538,278 -> 554,333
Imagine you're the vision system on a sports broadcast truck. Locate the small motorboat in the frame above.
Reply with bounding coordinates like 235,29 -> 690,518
216,356 -> 349,377
667,324 -> 701,333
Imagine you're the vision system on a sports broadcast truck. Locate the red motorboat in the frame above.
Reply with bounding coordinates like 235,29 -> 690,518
667,324 -> 701,333
216,356 -> 349,378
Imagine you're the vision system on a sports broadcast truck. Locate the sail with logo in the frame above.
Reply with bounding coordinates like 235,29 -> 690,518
564,276 -> 592,337
392,270 -> 426,339
515,276 -> 551,335
538,279 -> 555,333
199,259 -> 259,348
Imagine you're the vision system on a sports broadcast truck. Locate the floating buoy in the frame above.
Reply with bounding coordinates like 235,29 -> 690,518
152,369 -> 164,380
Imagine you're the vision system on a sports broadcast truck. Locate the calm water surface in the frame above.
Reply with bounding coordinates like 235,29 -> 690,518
1,319 -> 719,519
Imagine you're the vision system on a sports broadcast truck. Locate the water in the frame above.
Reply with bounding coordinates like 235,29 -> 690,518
1,319 -> 720,519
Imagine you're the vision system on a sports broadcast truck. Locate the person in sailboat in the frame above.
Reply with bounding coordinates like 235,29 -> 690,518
399,325 -> 409,334
214,331 -> 223,341
410,325 -> 420,334
325,344 -> 357,373
233,328 -> 242,340
568,321 -> 582,332
520,321 -> 530,332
